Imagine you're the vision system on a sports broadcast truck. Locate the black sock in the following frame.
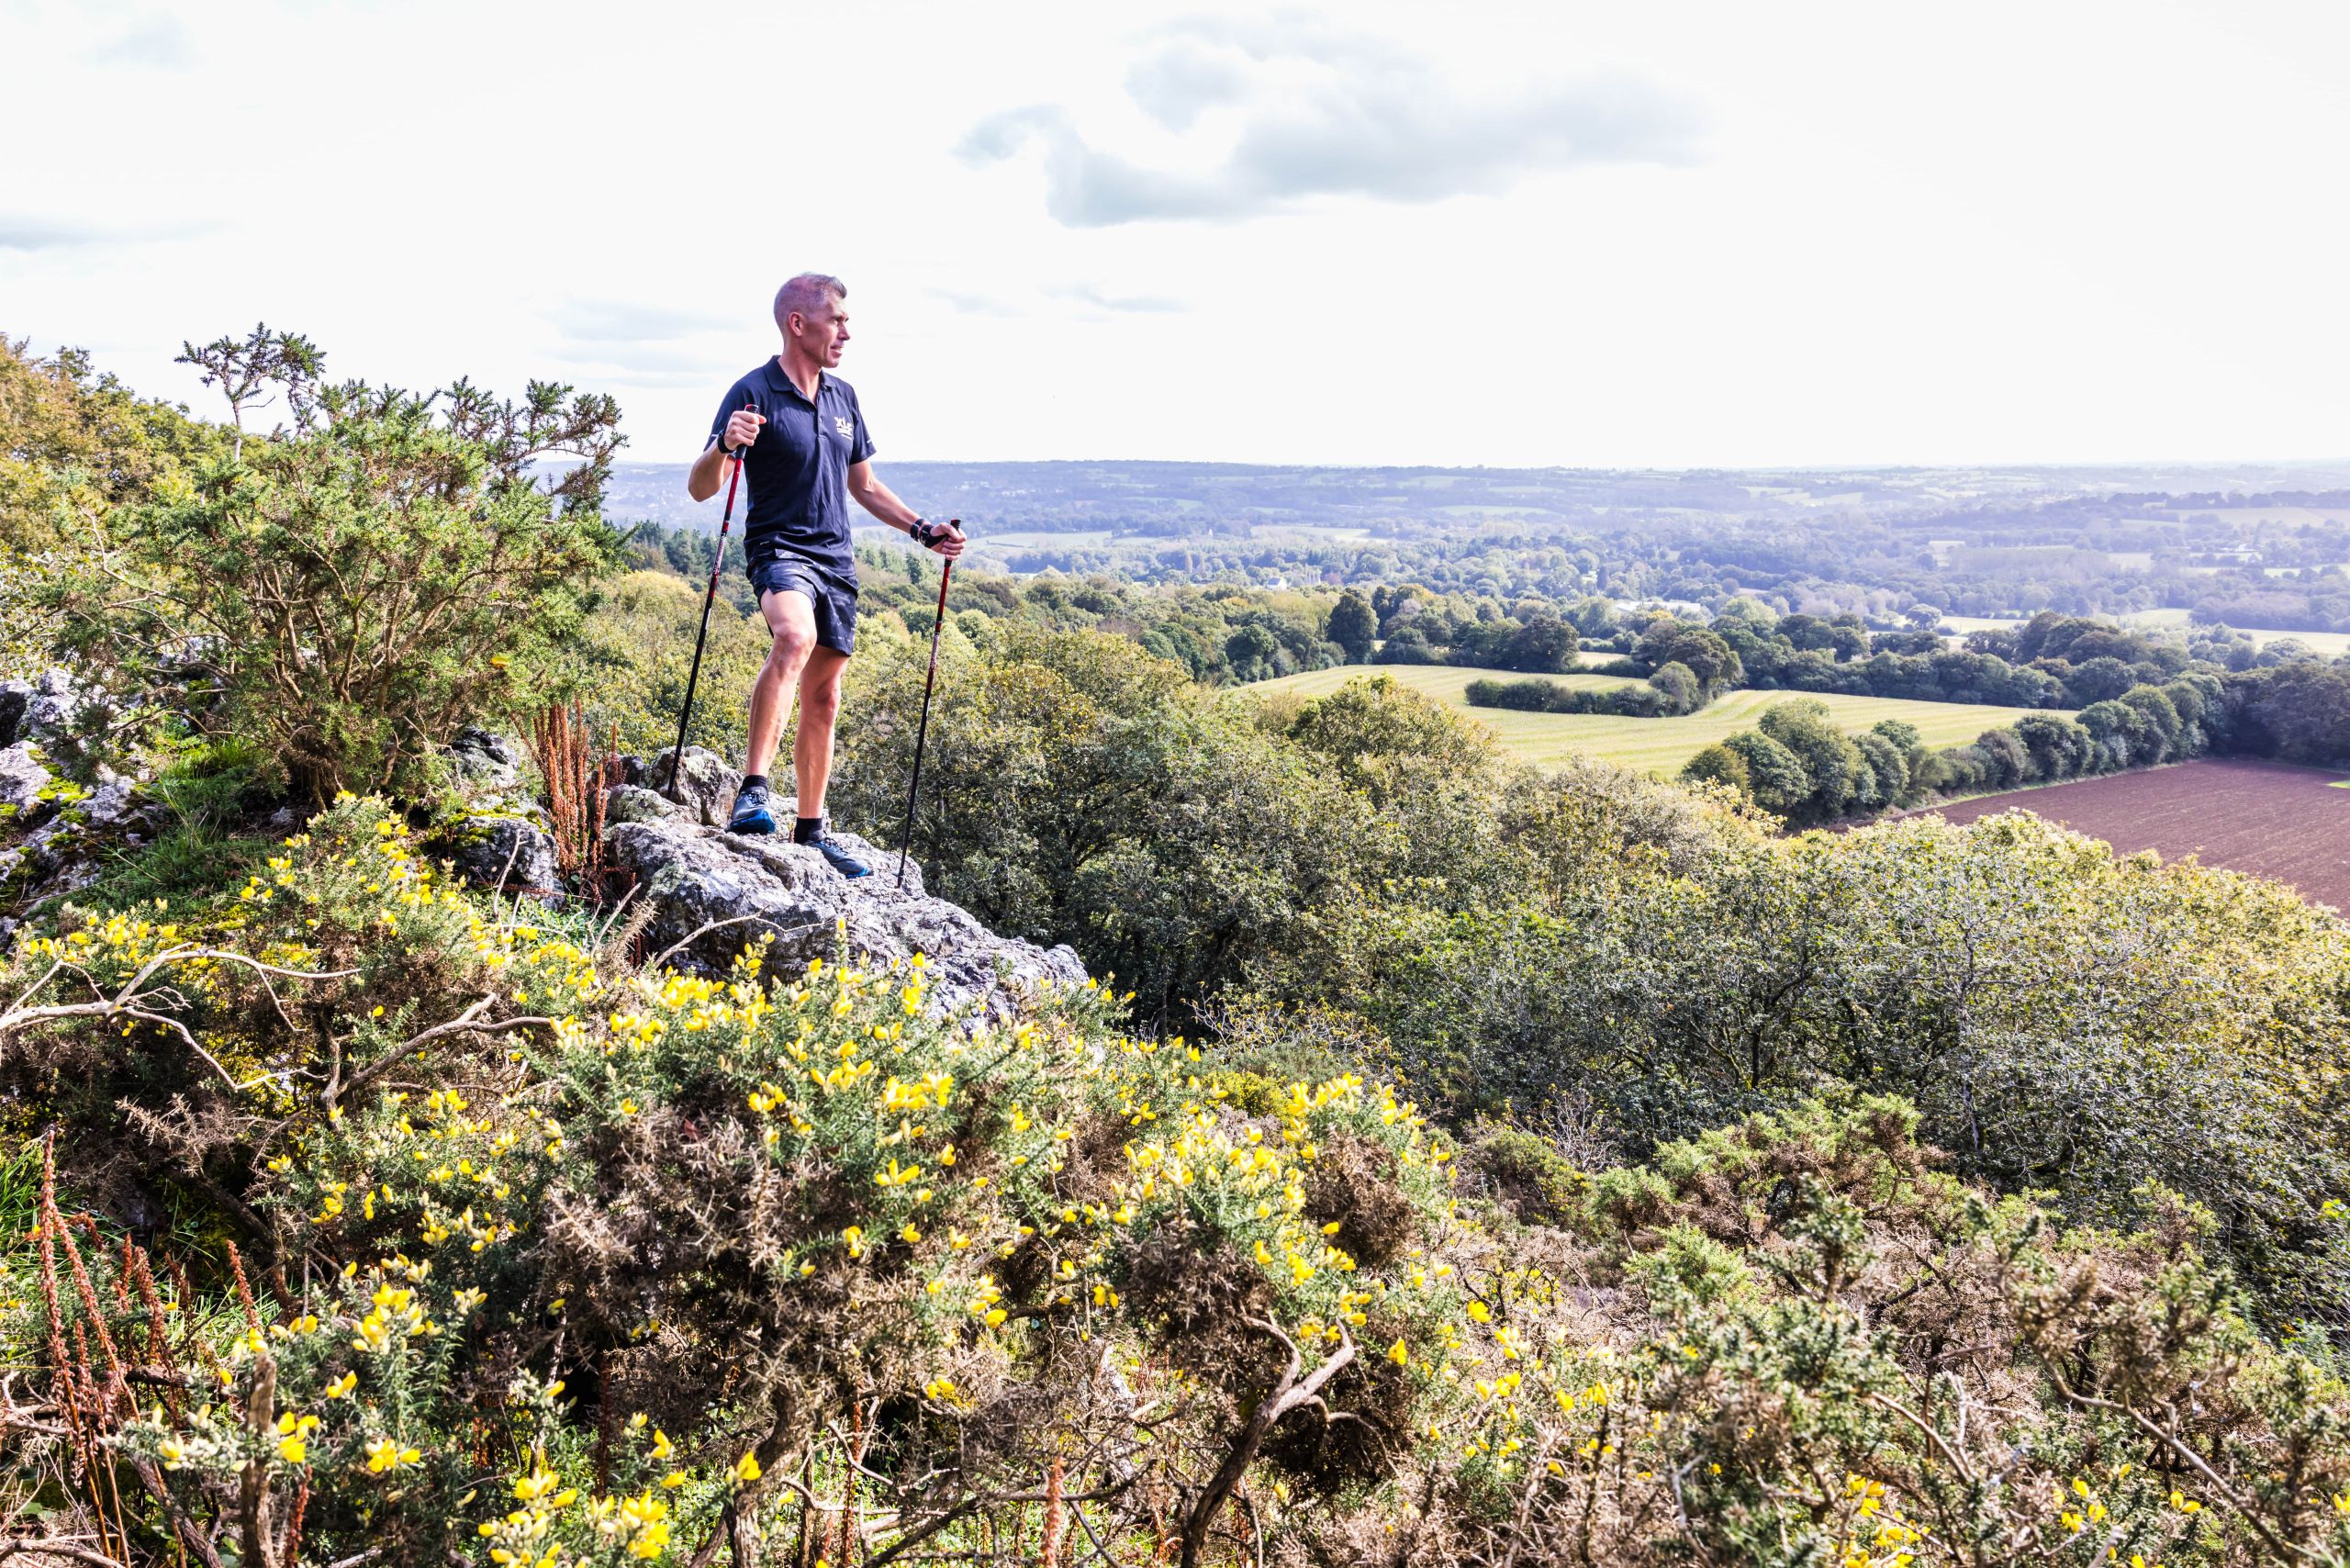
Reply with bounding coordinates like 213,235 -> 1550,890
741,773 -> 767,791
793,817 -> 822,844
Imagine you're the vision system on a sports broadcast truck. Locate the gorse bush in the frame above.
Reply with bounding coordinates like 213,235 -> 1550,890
5,797 -> 1486,1566
20,822 -> 2350,1568
35,340 -> 625,801
0,333 -> 230,553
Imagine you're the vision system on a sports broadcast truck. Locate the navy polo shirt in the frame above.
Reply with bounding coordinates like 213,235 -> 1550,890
707,360 -> 875,583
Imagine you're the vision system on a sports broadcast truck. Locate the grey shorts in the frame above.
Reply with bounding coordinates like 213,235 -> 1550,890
748,555 -> 857,655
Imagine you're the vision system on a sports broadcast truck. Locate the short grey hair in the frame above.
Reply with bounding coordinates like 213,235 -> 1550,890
774,274 -> 846,330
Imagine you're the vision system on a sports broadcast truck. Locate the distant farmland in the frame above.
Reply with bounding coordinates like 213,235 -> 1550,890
1920,759 -> 2350,910
1248,665 -> 2047,777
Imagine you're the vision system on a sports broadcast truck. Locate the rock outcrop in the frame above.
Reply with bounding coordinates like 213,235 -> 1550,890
628,746 -> 742,829
0,744 -> 51,824
599,782 -> 1084,1019
455,816 -> 562,898
435,729 -> 562,897
0,670 -> 89,752
447,727 -> 525,789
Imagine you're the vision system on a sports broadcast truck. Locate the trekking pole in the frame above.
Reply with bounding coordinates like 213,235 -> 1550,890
897,532 -> 957,889
666,395 -> 755,803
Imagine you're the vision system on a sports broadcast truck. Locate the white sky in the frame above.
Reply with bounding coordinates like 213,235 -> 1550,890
5,0 -> 2347,470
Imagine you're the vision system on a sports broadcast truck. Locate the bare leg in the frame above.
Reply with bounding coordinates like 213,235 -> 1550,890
794,645 -> 851,820
745,590 -> 818,779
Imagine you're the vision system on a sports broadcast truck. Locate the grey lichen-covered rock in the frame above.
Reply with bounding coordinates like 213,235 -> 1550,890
82,769 -> 138,826
448,728 -> 523,789
604,812 -> 1086,1018
0,743 -> 54,825
25,670 -> 86,739
601,785 -> 677,826
454,815 -> 562,897
643,746 -> 742,829
0,671 -> 94,757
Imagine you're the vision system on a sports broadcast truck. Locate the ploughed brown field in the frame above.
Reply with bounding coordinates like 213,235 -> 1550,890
1918,758 -> 2350,911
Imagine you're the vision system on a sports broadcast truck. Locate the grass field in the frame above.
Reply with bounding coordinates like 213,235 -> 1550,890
1248,665 -> 2048,776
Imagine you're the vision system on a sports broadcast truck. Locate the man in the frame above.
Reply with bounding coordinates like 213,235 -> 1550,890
687,273 -> 965,876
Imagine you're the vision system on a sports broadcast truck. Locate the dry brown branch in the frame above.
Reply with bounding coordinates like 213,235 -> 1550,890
325,996 -> 553,1111
1178,1316 -> 1355,1568
0,1537 -> 133,1568
0,947 -> 357,1092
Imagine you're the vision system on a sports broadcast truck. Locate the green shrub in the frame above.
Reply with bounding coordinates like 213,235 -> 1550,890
827,631 -> 1384,1020
42,355 -> 625,800
1466,1126 -> 1585,1226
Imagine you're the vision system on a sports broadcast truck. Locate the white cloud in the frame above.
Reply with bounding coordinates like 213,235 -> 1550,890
0,211 -> 213,252
550,300 -> 737,343
0,217 -> 112,252
924,289 -> 1024,318
960,18 -> 1706,226
1043,284 -> 1186,313
540,299 -> 744,387
85,15 -> 193,68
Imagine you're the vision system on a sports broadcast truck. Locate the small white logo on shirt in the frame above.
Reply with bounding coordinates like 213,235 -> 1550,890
834,416 -> 853,438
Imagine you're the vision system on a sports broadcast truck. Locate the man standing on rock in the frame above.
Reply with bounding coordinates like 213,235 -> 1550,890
687,273 -> 965,876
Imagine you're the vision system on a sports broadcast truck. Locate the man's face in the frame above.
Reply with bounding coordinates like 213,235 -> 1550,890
790,298 -> 849,366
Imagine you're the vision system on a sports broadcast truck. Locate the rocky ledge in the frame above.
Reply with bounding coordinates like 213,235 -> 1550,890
599,770 -> 1084,1020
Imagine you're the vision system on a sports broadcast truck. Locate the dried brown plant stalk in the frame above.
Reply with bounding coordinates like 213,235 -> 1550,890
522,702 -> 621,880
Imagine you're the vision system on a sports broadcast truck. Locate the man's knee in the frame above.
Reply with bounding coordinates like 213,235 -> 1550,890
800,679 -> 843,726
765,625 -> 816,672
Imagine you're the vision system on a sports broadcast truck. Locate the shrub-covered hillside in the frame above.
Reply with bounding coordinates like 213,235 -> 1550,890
8,329 -> 2350,1567
16,801 -> 2350,1568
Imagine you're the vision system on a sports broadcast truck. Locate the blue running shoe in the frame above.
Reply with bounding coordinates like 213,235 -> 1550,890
803,828 -> 871,879
727,781 -> 778,835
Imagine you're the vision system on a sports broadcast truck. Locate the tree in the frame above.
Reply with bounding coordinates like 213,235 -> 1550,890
1285,672 -> 1504,808
1225,622 -> 1279,668
1635,623 -> 1740,691
1371,626 -> 1440,665
1504,614 -> 1579,673
1973,725 -> 2030,789
2120,684 -> 2184,756
2220,662 -> 2350,764
2063,655 -> 2139,706
1757,699 -> 1864,822
1326,590 -> 1376,662
1870,717 -> 1922,752
2010,711 -> 2093,778
1680,742 -> 1751,798
828,629 -> 1381,1021
1647,660 -> 1699,713
1852,730 -> 1909,805
2077,699 -> 2150,767
1565,596 -> 1618,637
1723,729 -> 1811,814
